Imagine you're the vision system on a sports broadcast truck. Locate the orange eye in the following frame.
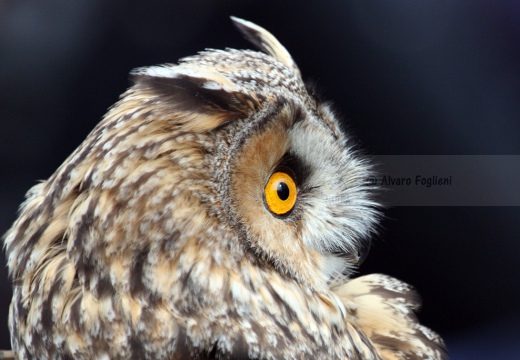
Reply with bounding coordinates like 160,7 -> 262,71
264,171 -> 297,216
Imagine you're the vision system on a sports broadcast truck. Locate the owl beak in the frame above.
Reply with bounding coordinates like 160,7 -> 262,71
351,241 -> 371,266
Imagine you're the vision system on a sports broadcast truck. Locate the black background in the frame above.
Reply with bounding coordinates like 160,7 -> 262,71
1,1 -> 519,358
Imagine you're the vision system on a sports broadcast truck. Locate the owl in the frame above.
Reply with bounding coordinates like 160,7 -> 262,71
3,17 -> 446,359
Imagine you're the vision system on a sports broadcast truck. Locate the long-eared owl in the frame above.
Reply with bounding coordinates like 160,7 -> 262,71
3,17 -> 446,359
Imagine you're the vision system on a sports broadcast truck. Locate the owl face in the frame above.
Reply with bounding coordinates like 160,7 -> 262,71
4,17 -> 445,360
225,98 -> 377,288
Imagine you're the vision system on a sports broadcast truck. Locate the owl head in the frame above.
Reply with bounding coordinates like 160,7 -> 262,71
5,17 -> 445,360
124,17 -> 379,291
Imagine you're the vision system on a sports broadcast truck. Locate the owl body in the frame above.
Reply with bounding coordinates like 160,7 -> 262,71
4,18 -> 445,359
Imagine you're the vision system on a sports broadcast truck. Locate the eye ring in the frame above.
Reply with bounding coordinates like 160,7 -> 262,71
264,170 -> 297,216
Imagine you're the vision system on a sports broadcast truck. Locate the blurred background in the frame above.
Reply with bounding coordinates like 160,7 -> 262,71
1,0 -> 519,358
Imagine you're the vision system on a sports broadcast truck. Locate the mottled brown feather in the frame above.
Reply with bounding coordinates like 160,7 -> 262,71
3,17 -> 445,360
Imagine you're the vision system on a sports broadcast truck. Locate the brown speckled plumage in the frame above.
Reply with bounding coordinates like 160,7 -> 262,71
3,17 -> 446,359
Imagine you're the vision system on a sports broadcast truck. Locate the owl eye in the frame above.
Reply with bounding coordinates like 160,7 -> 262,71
264,170 -> 297,216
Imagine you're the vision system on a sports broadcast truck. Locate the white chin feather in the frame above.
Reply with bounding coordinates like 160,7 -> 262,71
320,253 -> 351,285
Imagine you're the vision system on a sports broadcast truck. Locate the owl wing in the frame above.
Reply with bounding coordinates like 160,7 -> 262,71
0,351 -> 14,360
334,274 -> 447,360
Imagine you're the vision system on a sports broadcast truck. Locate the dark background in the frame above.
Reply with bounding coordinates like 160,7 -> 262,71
1,1 -> 519,358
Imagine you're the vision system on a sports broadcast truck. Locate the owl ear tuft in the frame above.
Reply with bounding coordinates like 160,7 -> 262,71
231,16 -> 301,77
130,65 -> 259,129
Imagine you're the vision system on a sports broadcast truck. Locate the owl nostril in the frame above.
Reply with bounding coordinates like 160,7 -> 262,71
277,182 -> 290,200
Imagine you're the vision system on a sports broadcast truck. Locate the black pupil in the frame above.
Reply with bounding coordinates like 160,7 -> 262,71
277,182 -> 290,200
